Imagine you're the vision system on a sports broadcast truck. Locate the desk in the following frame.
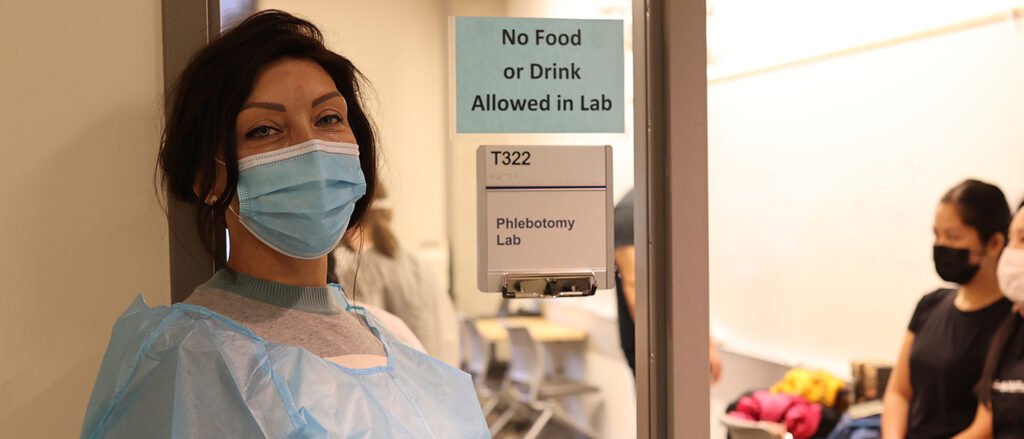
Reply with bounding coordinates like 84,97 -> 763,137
474,316 -> 589,343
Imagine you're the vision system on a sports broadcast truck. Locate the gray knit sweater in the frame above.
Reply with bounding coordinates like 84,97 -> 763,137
184,270 -> 386,359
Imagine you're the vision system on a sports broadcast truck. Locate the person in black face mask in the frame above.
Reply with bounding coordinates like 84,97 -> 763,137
972,200 -> 1024,439
882,179 -> 1013,439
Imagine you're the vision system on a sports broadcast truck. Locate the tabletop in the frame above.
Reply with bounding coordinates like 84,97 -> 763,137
475,316 -> 589,343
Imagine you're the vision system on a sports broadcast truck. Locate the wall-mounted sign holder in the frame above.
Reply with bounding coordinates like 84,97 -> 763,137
477,145 -> 613,298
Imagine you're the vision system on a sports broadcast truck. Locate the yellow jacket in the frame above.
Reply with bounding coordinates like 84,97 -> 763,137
770,368 -> 845,407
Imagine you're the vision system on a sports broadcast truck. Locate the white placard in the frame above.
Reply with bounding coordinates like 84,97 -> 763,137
477,145 -> 613,294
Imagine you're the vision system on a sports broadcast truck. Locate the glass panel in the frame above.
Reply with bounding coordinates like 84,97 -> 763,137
251,1 -> 637,437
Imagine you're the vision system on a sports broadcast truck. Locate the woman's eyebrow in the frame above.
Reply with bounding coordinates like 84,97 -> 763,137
241,102 -> 286,112
312,91 -> 342,108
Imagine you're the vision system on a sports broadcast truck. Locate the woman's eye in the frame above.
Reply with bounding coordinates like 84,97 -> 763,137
315,114 -> 343,127
244,125 -> 277,139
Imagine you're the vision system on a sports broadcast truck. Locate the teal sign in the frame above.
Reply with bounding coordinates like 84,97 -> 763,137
455,17 -> 624,133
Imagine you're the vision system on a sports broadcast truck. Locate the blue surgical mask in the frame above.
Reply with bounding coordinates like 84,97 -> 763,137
230,139 -> 365,259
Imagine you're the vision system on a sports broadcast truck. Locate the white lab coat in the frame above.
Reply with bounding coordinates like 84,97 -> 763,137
333,246 -> 461,367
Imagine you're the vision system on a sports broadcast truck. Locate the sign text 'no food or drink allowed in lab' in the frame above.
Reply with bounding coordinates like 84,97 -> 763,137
455,17 -> 625,133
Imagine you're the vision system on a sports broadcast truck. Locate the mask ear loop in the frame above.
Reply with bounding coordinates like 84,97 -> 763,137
212,157 -> 244,268
351,228 -> 364,307
213,158 -> 243,219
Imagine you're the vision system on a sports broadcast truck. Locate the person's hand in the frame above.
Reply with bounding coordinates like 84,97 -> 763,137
710,341 -> 722,385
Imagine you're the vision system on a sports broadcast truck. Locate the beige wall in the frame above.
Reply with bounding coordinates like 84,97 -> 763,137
707,0 -> 1021,80
0,0 -> 168,436
446,0 -> 509,317
708,10 -> 1024,374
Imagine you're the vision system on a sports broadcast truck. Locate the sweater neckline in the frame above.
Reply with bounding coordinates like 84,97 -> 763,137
203,269 -> 349,315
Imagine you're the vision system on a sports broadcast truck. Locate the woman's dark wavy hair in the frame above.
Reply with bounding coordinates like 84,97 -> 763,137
157,10 -> 377,269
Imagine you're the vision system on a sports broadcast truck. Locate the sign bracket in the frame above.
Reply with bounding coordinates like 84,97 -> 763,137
500,272 -> 598,298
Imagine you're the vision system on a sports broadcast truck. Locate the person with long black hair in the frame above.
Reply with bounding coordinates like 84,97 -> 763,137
882,179 -> 1013,439
974,200 -> 1024,438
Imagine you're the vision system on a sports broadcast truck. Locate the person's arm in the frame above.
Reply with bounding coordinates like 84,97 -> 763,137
614,245 -> 636,318
882,331 -> 916,439
709,336 -> 722,385
950,404 -> 992,439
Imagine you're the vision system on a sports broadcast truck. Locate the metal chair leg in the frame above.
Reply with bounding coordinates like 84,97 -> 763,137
522,406 -> 554,439
489,403 -> 518,436
551,403 -> 602,439
481,395 -> 500,417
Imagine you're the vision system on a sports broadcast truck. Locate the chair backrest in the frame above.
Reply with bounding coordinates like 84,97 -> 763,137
462,318 -> 492,385
504,326 -> 546,402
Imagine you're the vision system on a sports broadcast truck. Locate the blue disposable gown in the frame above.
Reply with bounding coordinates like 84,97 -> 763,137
81,296 -> 489,438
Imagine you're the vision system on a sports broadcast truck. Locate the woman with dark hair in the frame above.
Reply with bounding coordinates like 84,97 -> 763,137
973,200 -> 1024,438
882,179 -> 1013,439
81,11 -> 488,438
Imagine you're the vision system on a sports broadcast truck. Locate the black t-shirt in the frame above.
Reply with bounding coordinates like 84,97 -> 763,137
613,190 -> 637,375
615,267 -> 636,375
906,289 -> 1012,439
614,189 -> 634,249
992,314 -> 1024,439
